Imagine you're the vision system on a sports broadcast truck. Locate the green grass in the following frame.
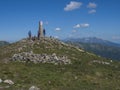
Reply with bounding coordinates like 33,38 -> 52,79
0,61 -> 120,90
0,38 -> 120,90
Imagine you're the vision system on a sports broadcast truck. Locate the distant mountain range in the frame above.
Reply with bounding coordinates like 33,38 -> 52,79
65,37 -> 120,47
64,37 -> 120,61
0,41 -> 9,46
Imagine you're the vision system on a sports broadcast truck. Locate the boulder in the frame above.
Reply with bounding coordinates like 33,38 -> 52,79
29,86 -> 40,90
4,79 -> 14,85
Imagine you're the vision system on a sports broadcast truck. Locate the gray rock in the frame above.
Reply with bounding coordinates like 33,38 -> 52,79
29,86 -> 40,90
11,52 -> 71,65
4,79 -> 14,85
92,60 -> 110,65
0,78 -> 2,83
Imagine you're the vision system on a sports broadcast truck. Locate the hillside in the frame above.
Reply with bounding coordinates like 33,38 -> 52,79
65,37 -> 120,61
0,37 -> 120,90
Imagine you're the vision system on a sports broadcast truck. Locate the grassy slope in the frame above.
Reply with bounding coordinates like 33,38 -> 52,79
66,41 -> 120,61
0,38 -> 120,90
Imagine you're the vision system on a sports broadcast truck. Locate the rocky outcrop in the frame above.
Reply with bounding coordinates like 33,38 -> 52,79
11,52 -> 71,65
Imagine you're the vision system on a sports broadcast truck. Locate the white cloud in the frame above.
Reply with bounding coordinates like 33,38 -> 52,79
73,24 -> 81,28
55,28 -> 61,31
73,23 -> 90,28
81,23 -> 90,27
88,9 -> 96,14
64,1 -> 82,11
87,2 -> 97,8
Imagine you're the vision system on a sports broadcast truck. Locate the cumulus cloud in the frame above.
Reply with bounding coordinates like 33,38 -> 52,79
87,2 -> 97,8
81,23 -> 90,27
88,9 -> 96,14
73,24 -> 81,28
55,28 -> 61,31
73,23 -> 90,28
64,1 -> 82,11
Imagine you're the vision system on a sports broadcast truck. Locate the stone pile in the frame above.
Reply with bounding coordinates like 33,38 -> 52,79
11,52 -> 71,65
92,60 -> 110,65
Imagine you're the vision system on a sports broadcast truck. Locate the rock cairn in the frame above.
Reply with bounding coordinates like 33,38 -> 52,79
11,52 -> 71,65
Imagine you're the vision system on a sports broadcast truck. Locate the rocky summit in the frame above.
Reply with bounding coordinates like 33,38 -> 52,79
0,37 -> 84,64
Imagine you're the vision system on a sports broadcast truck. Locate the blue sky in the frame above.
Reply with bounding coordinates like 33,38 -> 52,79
0,0 -> 120,43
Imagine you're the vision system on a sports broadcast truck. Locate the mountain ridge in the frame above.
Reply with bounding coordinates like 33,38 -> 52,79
64,37 -> 120,61
64,37 -> 120,47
